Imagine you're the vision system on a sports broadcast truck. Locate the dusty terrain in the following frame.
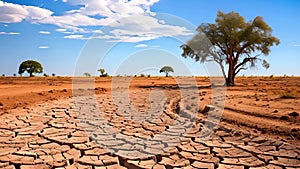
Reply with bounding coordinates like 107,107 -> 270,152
0,76 -> 299,168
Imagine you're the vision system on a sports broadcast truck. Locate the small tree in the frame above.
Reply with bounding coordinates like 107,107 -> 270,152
13,74 -> 17,77
18,60 -> 43,77
97,68 -> 109,77
159,66 -> 174,77
84,72 -> 91,77
99,68 -> 105,75
52,73 -> 56,77
181,11 -> 279,86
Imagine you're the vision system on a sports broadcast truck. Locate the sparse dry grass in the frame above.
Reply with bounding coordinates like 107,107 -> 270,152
280,88 -> 297,99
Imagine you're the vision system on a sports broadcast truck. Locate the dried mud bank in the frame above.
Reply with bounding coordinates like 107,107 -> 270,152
0,89 -> 299,169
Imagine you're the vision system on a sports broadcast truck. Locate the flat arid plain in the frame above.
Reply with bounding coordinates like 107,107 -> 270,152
0,76 -> 299,169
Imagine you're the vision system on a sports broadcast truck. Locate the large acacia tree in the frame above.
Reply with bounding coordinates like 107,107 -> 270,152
181,11 -> 280,86
18,60 -> 43,77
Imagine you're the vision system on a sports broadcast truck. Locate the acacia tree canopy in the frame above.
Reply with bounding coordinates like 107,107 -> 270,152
18,60 -> 43,77
181,11 -> 280,86
160,66 -> 174,77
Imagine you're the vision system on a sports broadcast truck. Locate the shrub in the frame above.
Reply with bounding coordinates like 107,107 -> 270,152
2,74 -> 5,77
140,74 -> 145,77
13,74 -> 17,77
43,73 -> 49,77
52,73 -> 56,77
100,73 -> 109,77
147,74 -> 151,78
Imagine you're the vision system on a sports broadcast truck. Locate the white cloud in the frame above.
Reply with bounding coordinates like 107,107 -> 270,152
95,14 -> 193,42
135,44 -> 148,48
0,1 -> 53,23
0,1 -> 28,23
63,31 -> 74,34
4,24 -> 8,27
56,28 -> 74,34
56,28 -> 67,32
93,34 -> 157,43
35,0 -> 163,34
0,31 -> 20,35
39,31 -> 50,34
0,0 -> 193,43
293,44 -> 300,47
66,0 -> 158,17
64,34 -> 86,39
158,20 -> 165,24
113,14 -> 192,36
39,46 -> 49,49
23,6 -> 53,21
39,13 -> 114,31
93,30 -> 103,34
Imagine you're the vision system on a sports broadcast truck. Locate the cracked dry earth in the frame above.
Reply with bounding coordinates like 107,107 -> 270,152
0,88 -> 299,169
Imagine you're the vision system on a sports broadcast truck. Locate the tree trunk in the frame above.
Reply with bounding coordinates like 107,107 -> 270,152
226,63 -> 235,86
29,72 -> 33,77
217,62 -> 227,86
166,72 -> 169,77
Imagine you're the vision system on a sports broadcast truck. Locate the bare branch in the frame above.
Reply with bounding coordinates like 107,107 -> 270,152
234,52 -> 262,70
235,67 -> 247,76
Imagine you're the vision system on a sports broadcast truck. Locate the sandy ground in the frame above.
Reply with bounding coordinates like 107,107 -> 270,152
0,76 -> 299,168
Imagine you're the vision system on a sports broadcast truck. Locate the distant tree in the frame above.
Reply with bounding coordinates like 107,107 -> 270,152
97,68 -> 109,77
52,73 -> 56,77
2,74 -> 5,77
84,72 -> 91,77
140,73 -> 145,77
43,73 -> 48,77
159,66 -> 174,77
13,74 -> 17,77
181,11 -> 280,86
18,60 -> 43,77
98,68 -> 105,75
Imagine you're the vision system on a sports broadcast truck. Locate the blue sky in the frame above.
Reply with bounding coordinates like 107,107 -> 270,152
0,0 -> 299,76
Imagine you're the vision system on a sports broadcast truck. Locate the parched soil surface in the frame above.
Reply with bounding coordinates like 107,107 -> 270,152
0,76 -> 299,168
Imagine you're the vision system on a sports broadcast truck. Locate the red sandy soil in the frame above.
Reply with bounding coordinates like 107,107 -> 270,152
0,76 -> 299,145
